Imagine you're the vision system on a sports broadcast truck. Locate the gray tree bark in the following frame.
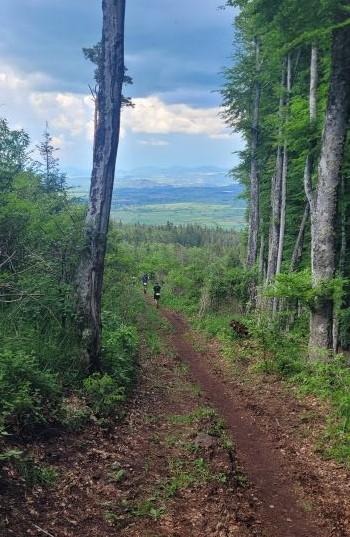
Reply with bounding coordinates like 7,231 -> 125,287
290,46 -> 318,277
266,62 -> 286,283
276,54 -> 292,277
309,26 -> 350,357
304,45 -> 318,277
332,175 -> 346,353
290,202 -> 309,272
258,227 -> 265,278
76,0 -> 126,371
246,38 -> 261,268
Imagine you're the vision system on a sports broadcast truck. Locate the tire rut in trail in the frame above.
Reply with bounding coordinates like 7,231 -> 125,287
162,308 -> 328,537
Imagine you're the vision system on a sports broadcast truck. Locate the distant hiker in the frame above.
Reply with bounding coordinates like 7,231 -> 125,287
153,282 -> 161,308
142,273 -> 149,294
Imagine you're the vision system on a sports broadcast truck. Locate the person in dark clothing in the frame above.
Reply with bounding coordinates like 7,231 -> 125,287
142,273 -> 149,294
153,282 -> 161,308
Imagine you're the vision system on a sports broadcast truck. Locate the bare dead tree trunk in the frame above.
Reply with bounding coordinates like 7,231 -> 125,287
246,38 -> 261,268
309,26 -> 350,358
76,0 -> 126,371
266,61 -> 286,283
89,86 -> 100,155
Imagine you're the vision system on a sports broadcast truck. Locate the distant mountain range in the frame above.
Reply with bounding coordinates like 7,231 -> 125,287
66,165 -> 236,190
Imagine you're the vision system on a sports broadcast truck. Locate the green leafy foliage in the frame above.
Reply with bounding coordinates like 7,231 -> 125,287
102,325 -> 138,388
15,458 -> 58,487
0,120 -> 146,481
266,270 -> 348,313
83,374 -> 125,418
0,350 -> 60,433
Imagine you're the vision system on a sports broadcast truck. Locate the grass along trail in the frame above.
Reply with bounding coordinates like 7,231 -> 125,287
1,304 -> 260,537
161,307 -> 350,537
3,301 -> 350,536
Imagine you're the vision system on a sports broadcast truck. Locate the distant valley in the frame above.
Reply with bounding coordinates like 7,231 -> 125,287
68,166 -> 246,229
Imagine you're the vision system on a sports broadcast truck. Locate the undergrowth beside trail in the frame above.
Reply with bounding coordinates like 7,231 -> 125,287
117,227 -> 350,467
199,314 -> 350,466
0,225 -> 168,485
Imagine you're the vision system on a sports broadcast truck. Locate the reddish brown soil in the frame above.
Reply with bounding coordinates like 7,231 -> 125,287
2,306 -> 350,537
162,308 -> 350,537
0,330 -> 261,537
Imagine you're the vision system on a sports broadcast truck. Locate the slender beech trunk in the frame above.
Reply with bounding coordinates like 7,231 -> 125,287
266,61 -> 286,283
258,227 -> 265,278
339,175 -> 347,277
304,45 -> 318,275
308,26 -> 350,357
290,202 -> 309,271
76,0 -> 126,371
292,47 -> 317,275
276,54 -> 292,277
246,38 -> 261,268
333,175 -> 347,353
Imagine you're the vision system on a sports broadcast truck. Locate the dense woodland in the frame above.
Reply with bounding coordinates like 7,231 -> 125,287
222,0 -> 350,354
2,0 -> 350,513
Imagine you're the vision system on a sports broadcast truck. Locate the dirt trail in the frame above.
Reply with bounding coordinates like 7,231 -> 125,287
162,308 -> 332,537
0,311 -> 264,537
2,304 -> 350,537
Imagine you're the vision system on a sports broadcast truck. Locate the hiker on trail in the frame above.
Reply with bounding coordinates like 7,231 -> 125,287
142,273 -> 149,294
153,282 -> 161,308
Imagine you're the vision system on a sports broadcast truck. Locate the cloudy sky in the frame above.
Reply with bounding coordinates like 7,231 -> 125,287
1,0 -> 242,173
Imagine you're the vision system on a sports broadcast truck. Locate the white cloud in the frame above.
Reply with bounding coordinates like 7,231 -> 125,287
123,96 -> 228,139
29,93 -> 229,141
0,62 -> 232,168
138,138 -> 169,146
30,91 -> 94,141
0,66 -> 52,93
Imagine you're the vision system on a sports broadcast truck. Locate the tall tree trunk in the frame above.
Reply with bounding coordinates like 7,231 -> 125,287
333,175 -> 347,353
290,202 -> 309,272
76,0 -> 126,371
246,38 -> 261,268
309,25 -> 350,357
266,61 -> 286,283
276,54 -> 292,277
339,175 -> 347,277
258,226 -> 265,278
304,45 -> 318,274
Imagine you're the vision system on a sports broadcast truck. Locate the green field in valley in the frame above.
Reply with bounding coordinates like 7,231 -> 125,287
111,202 -> 246,229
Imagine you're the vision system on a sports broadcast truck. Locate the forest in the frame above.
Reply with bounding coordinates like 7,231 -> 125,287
1,0 -> 350,536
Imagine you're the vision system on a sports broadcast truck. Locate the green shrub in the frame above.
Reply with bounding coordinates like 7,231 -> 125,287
102,325 -> 138,389
0,350 -> 60,432
195,313 -> 235,338
0,427 -> 23,480
83,373 -> 125,417
15,458 -> 58,487
108,325 -> 138,355
206,267 -> 258,310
